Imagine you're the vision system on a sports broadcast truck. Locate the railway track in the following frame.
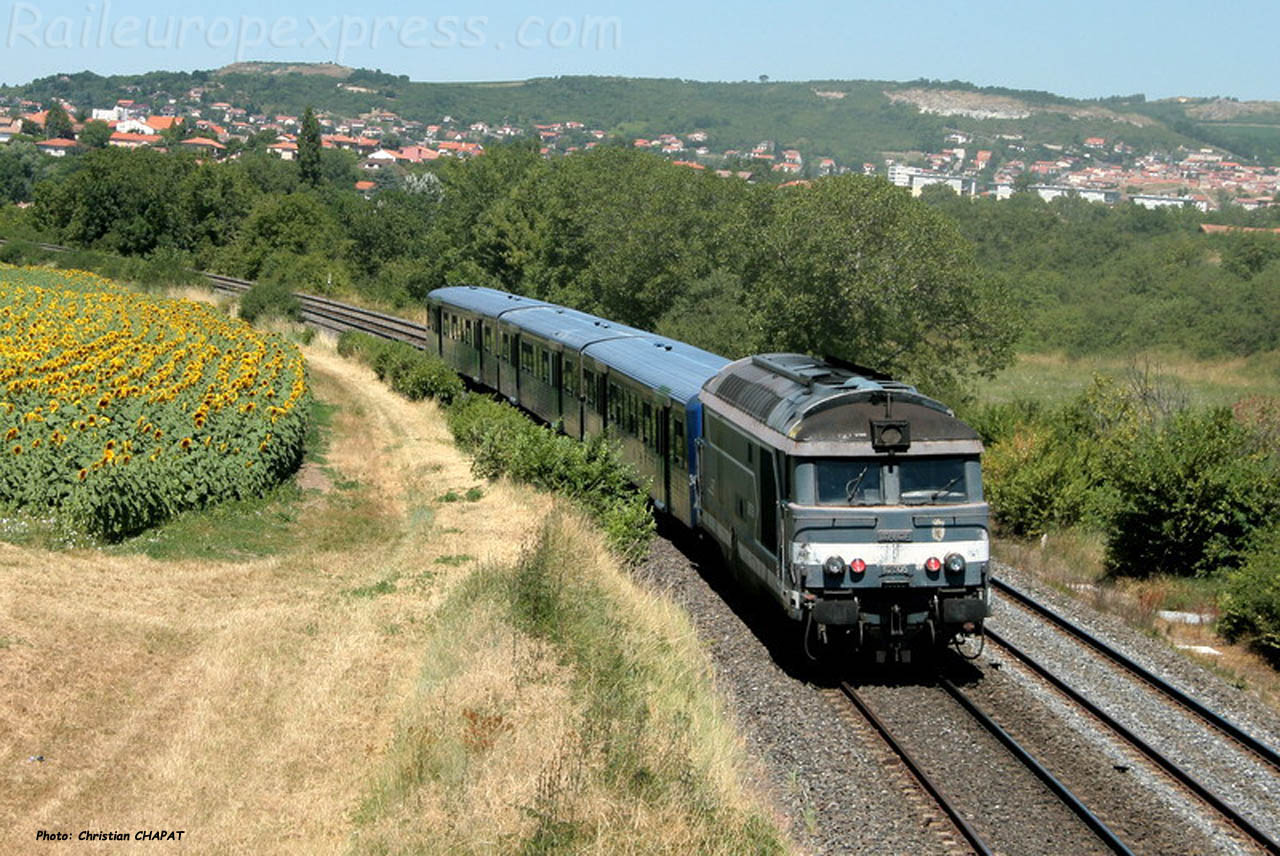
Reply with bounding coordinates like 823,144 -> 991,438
984,628 -> 1280,855
836,678 -> 1134,856
984,578 -> 1280,855
992,577 -> 1280,775
0,240 -> 434,350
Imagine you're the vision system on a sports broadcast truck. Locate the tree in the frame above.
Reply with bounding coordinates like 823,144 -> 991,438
44,103 -> 74,140
219,191 -> 346,278
298,106 -> 322,188
78,119 -> 112,149
743,175 -> 1018,399
470,147 -> 748,329
0,142 -> 49,203
32,146 -> 191,254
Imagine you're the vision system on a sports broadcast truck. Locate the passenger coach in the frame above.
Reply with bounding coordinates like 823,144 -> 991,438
427,286 -> 728,527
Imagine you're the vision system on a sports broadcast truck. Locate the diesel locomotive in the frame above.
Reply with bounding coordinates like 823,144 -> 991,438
425,285 -> 990,660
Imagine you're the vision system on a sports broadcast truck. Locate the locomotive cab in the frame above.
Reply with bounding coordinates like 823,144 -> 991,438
698,354 -> 990,662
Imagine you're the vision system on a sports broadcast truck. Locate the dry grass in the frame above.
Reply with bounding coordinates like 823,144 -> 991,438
995,532 -> 1280,711
351,512 -> 787,855
0,339 -> 550,853
0,336 -> 785,854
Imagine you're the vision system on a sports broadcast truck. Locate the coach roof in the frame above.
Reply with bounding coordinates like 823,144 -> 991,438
429,285 -> 549,318
585,336 -> 729,405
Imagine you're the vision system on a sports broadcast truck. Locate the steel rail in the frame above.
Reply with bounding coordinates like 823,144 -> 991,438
991,577 -> 1280,775
985,628 -> 1280,856
838,682 -> 994,856
938,677 -> 1136,856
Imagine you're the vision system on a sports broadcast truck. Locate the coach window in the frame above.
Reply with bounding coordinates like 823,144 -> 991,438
609,382 -> 621,423
563,357 -> 577,396
641,402 -> 652,447
521,342 -> 534,374
583,368 -> 596,407
539,349 -> 551,384
671,415 -> 685,468
483,325 -> 493,353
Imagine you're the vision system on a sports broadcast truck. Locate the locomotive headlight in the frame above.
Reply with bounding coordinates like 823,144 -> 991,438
823,555 -> 847,576
945,553 -> 966,574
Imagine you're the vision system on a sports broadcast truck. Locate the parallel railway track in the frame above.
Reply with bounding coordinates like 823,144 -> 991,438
984,628 -> 1280,855
993,577 -> 1280,776
987,578 -> 1280,854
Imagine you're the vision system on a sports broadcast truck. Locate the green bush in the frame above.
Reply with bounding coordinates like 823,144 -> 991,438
239,279 -> 302,324
259,250 -> 352,296
1103,408 -> 1279,577
1218,526 -> 1280,665
0,239 -> 40,264
446,395 -> 654,564
337,331 -> 464,404
983,423 -> 1099,536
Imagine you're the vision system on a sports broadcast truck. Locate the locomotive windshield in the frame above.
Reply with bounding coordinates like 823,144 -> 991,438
801,456 -> 973,506
814,459 -> 883,506
898,457 -> 968,504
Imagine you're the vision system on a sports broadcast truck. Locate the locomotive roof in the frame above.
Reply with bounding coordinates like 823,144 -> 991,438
702,354 -> 981,454
428,285 -> 550,317
585,336 -> 730,405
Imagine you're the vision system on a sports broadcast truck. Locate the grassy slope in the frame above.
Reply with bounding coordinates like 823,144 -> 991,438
0,338 -> 786,854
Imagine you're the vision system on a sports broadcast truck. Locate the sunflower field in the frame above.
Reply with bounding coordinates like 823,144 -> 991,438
0,265 -> 310,540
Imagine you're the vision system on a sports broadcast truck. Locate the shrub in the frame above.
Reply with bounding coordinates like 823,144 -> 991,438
259,250 -> 352,296
1102,408 -> 1279,577
337,332 -> 464,404
0,239 -> 40,265
446,396 -> 654,563
239,279 -> 302,324
983,423 -> 1099,536
1218,526 -> 1280,665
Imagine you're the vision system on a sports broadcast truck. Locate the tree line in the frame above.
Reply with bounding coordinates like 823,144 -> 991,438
10,140 -> 1017,402
920,186 -> 1280,359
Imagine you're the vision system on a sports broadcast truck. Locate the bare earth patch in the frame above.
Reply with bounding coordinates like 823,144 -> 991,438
0,338 -> 552,853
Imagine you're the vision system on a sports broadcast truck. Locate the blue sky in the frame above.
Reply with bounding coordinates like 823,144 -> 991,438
3,0 -> 1278,101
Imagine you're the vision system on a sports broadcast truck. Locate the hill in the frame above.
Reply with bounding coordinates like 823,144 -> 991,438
7,65 -> 1280,164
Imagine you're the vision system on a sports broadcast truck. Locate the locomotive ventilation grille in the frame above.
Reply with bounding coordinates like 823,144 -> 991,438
714,373 -> 786,423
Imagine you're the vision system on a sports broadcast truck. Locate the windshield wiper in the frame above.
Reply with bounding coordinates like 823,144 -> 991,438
844,466 -> 869,503
930,476 -> 963,500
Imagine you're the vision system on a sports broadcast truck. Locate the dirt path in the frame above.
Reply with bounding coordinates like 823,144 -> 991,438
0,339 -> 552,853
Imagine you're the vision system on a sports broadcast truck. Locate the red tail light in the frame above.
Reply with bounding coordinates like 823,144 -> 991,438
924,556 -> 942,573
849,558 -> 867,574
